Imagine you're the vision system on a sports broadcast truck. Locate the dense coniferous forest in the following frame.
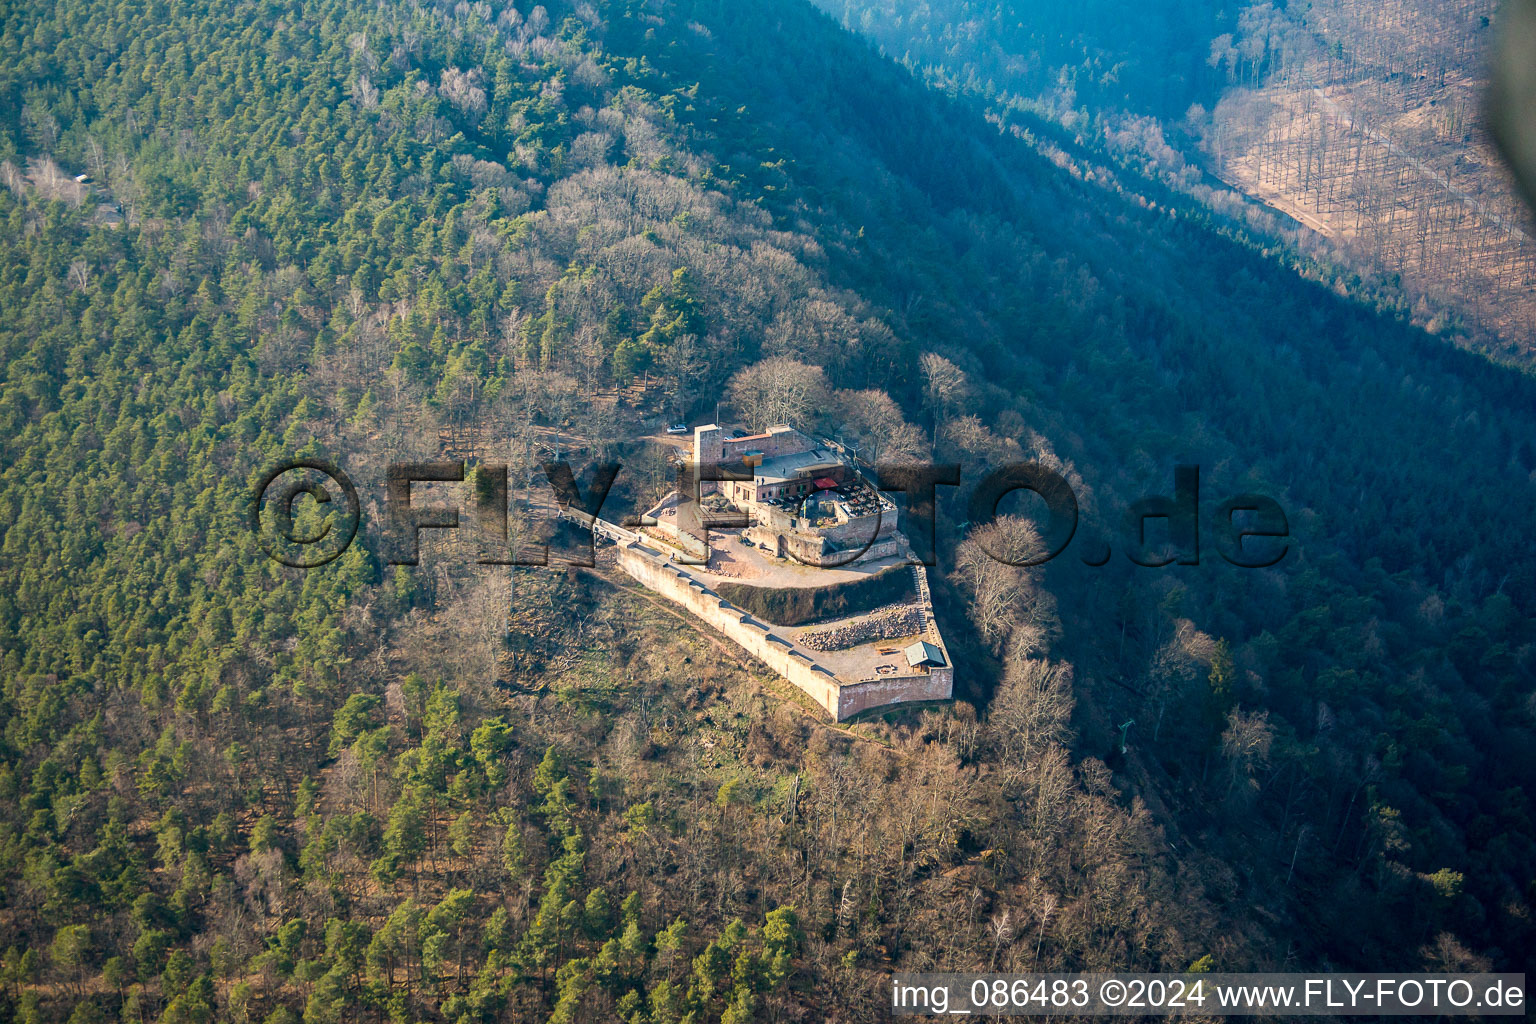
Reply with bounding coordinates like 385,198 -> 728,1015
0,1 -> 1532,1022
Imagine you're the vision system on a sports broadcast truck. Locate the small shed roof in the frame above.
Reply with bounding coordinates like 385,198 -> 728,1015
904,640 -> 945,668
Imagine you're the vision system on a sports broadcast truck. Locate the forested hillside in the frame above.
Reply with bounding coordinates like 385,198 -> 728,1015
817,0 -> 1536,361
0,1 -> 1533,1023
1197,0 -> 1536,354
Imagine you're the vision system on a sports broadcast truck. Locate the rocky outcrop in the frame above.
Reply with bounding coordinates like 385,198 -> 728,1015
797,605 -> 925,651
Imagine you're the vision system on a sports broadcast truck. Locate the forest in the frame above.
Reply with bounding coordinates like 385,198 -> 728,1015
0,1 -> 1532,1022
817,0 -> 1536,362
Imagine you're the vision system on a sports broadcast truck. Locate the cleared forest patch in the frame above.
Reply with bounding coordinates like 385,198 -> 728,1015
1200,0 -> 1536,358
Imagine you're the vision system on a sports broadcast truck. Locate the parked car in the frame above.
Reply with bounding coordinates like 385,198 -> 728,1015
666,422 -> 689,434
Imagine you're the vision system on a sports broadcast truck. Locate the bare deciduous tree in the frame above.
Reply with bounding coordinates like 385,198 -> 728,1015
919,352 -> 968,440
951,515 -> 1048,653
1221,707 -> 1275,797
352,74 -> 380,109
727,357 -> 830,430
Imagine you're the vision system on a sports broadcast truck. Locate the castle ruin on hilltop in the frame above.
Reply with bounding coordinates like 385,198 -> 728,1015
571,423 -> 955,721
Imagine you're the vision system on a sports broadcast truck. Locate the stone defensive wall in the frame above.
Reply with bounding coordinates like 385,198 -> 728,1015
833,662 -> 953,720
744,502 -> 903,567
559,506 -> 953,720
610,532 -> 949,721
614,538 -> 843,714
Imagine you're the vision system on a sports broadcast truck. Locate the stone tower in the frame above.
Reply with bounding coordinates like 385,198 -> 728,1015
692,424 -> 725,495
693,423 -> 725,465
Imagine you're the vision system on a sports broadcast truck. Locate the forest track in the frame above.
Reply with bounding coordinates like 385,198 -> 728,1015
1300,73 -> 1529,242
1211,166 -> 1338,237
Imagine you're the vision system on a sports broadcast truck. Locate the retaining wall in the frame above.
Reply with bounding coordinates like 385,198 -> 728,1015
613,538 -> 950,720
836,667 -> 954,719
